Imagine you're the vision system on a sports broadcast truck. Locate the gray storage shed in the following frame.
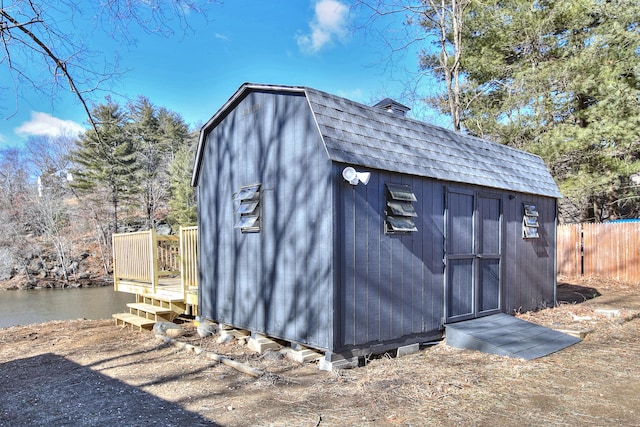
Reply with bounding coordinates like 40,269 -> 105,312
192,83 -> 561,361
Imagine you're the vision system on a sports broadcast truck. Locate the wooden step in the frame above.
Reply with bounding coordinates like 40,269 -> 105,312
138,291 -> 184,303
127,302 -> 173,322
127,302 -> 173,315
113,312 -> 155,331
135,296 -> 186,318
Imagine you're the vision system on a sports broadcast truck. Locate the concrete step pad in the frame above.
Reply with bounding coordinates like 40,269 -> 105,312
445,313 -> 581,360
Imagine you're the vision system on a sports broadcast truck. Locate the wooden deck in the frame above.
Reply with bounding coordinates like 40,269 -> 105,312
112,227 -> 198,329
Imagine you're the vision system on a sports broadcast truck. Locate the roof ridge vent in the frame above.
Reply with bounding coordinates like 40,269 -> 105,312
373,98 -> 410,117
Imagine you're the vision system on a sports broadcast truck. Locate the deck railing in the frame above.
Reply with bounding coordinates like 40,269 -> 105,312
113,227 -> 198,300
113,229 -> 179,294
157,235 -> 181,275
113,230 -> 155,291
180,226 -> 199,299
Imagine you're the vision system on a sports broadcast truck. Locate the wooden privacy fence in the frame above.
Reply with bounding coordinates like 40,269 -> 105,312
557,222 -> 640,284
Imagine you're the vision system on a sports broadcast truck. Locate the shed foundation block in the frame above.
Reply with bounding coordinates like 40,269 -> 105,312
283,347 -> 324,363
318,356 -> 359,371
396,342 -> 420,358
248,334 -> 281,353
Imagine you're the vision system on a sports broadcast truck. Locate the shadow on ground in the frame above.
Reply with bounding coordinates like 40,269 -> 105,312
556,282 -> 601,304
0,353 -> 219,426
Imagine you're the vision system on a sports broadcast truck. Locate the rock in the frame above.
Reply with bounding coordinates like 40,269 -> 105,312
69,261 -> 80,272
197,322 -> 217,337
153,321 -> 184,338
0,268 -> 12,282
594,309 -> 621,318
19,280 -> 36,290
156,224 -> 172,235
165,328 -> 184,338
216,334 -> 235,344
27,259 -> 45,275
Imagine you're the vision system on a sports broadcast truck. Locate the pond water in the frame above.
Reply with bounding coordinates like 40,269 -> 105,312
0,286 -> 135,328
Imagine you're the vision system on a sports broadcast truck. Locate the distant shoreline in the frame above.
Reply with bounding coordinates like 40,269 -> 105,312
0,276 -> 112,291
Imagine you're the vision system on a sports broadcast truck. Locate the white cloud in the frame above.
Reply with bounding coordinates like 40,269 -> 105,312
15,112 -> 85,138
297,0 -> 349,54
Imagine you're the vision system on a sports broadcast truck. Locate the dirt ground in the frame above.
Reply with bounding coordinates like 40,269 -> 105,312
1,277 -> 640,427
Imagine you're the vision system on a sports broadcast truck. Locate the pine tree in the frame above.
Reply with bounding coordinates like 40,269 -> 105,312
71,100 -> 139,233
166,132 -> 197,228
128,96 -> 191,229
458,0 -> 640,221
128,96 -> 166,229
157,107 -> 190,162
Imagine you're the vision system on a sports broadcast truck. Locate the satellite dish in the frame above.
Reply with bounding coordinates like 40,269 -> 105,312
342,167 -> 358,184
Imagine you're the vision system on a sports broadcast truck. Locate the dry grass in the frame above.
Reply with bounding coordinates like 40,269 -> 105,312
1,276 -> 639,426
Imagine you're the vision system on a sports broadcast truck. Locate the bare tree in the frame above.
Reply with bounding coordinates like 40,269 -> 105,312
24,136 -> 76,282
418,0 -> 469,131
0,0 -> 213,130
0,148 -> 29,221
0,148 -> 31,280
356,0 -> 469,130
28,182 -> 75,283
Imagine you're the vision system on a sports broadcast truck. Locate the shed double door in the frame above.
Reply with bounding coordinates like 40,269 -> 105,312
445,188 -> 502,323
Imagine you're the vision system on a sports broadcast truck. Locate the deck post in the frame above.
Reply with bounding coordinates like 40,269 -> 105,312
180,226 -> 186,300
112,233 -> 119,292
149,229 -> 159,294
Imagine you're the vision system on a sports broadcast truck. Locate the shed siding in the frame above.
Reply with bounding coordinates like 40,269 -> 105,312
439,185 -> 556,315
194,84 -> 559,356
197,91 -> 334,350
338,169 -> 445,351
502,193 -> 557,312
336,174 -> 556,349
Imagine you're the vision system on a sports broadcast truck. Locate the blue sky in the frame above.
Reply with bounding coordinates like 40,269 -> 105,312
0,0 -> 445,147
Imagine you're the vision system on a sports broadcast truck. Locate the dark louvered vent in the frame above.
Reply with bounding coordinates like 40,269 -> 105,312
372,98 -> 410,117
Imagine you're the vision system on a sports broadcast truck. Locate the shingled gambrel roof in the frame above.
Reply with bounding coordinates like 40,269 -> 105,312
305,87 -> 561,198
194,83 -> 561,198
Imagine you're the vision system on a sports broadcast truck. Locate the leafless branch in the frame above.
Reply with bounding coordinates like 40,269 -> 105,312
1,0 -> 216,135
1,7 -> 99,133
